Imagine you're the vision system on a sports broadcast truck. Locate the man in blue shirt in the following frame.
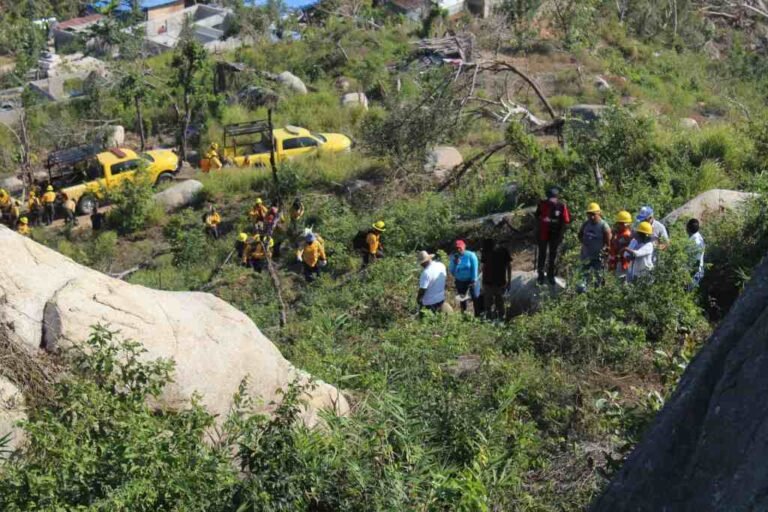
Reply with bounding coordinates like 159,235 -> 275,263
449,239 -> 480,315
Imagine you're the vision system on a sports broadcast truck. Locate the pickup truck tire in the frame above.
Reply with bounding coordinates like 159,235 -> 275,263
155,172 -> 175,187
77,195 -> 98,215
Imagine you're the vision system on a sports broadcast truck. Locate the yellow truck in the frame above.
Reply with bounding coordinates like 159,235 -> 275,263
46,145 -> 180,214
201,122 -> 352,171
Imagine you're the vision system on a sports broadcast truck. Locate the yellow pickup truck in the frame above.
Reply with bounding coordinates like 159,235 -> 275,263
46,146 -> 180,214
203,123 -> 352,170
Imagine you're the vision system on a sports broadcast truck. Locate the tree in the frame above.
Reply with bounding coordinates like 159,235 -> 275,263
170,19 -> 211,163
117,66 -> 155,151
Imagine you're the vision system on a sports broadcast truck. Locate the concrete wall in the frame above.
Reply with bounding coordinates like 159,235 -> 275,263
146,0 -> 185,21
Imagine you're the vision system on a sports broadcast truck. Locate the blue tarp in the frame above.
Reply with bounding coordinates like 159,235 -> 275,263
243,0 -> 318,10
89,0 -> 180,13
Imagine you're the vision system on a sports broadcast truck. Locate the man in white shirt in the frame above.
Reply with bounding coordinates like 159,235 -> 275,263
417,250 -> 447,314
636,205 -> 669,247
625,221 -> 655,282
687,218 -> 705,289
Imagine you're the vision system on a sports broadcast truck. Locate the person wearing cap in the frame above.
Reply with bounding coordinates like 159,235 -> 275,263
481,239 -> 511,320
364,221 -> 386,266
624,221 -> 655,282
205,142 -> 223,171
535,186 -> 571,285
417,250 -> 447,315
203,204 -> 221,239
578,202 -> 612,288
635,206 -> 669,248
17,216 -> 30,236
27,190 -> 42,226
235,232 -> 249,262
297,232 -> 327,282
246,233 -> 273,273
608,210 -> 634,280
249,198 -> 268,226
449,239 -> 480,315
686,218 -> 705,290
41,185 -> 57,225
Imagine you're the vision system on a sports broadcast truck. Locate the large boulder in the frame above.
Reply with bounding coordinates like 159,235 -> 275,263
0,176 -> 23,195
276,71 -> 307,95
154,179 -> 203,211
679,117 -> 700,130
505,271 -> 565,317
592,254 -> 768,511
105,125 -> 125,147
663,189 -> 758,225
425,146 -> 463,181
341,92 -> 368,110
0,375 -> 25,451
0,226 -> 348,426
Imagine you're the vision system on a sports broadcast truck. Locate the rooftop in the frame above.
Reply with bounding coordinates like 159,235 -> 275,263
55,14 -> 104,31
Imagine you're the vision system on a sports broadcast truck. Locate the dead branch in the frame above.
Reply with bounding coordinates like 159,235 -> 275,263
476,60 -> 558,120
437,141 -> 510,192
109,248 -> 172,280
263,242 -> 288,328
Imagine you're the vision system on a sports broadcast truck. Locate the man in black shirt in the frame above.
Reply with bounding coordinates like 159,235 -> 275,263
481,239 -> 512,321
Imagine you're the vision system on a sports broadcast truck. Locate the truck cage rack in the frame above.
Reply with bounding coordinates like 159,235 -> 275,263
223,121 -> 270,139
46,143 -> 102,171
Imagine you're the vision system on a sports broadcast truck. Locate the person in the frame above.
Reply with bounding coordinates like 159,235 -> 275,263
249,198 -> 268,227
636,205 -> 669,248
449,239 -> 480,315
235,232 -> 248,262
27,191 -> 42,227
687,218 -> 705,289
16,216 -> 30,236
205,143 -> 223,171
7,199 -> 21,227
41,185 -> 57,225
417,251 -> 447,315
0,188 -> 10,223
481,239 -> 511,320
246,234 -> 273,273
289,197 -> 305,224
608,210 -> 634,280
363,221 -> 386,266
62,195 -> 77,225
535,186 -> 571,285
91,205 -> 105,230
204,205 -> 221,239
578,202 -> 612,290
297,232 -> 326,282
625,221 -> 655,282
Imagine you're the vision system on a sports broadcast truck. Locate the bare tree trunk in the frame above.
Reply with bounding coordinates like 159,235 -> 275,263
135,95 -> 146,151
18,110 -> 32,196
263,241 -> 287,328
267,108 -> 281,206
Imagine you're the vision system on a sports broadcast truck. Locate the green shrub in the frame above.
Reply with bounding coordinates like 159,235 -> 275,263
164,210 -> 210,267
107,170 -> 161,234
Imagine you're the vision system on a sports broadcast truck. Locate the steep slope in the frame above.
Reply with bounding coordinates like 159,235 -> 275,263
593,254 -> 768,511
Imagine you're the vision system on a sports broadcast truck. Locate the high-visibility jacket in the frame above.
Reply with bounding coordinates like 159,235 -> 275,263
298,240 -> 326,267
0,193 -> 10,209
17,224 -> 30,236
63,199 -> 76,213
28,195 -> 41,211
290,204 -> 304,221
249,204 -> 268,222
42,191 -> 57,204
366,231 -> 381,255
205,212 -> 221,227
244,237 -> 273,263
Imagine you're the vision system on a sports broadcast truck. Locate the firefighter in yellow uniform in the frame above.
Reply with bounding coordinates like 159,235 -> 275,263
41,185 -> 57,225
297,232 -> 326,282
244,233 -> 273,273
27,190 -> 42,226
249,198 -> 268,228
205,143 -> 223,171
204,205 -> 221,239
17,216 -> 30,236
363,221 -> 385,266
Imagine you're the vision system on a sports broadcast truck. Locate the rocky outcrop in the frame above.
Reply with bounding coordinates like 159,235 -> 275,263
592,254 -> 768,511
663,189 -> 758,225
425,146 -> 463,181
679,117 -> 700,130
505,271 -> 565,317
276,71 -> 307,95
105,125 -> 125,147
0,176 -> 23,195
0,226 -> 348,427
341,92 -> 368,110
154,179 -> 203,211
0,375 -> 25,451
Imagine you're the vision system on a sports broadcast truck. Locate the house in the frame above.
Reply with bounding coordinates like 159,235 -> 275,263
142,5 -> 237,54
52,14 -> 105,51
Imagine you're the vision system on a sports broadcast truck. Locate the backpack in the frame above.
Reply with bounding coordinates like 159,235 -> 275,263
352,229 -> 369,251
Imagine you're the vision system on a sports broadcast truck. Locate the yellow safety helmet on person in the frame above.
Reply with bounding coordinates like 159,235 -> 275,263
636,221 -> 653,235
586,202 -> 601,214
615,210 -> 632,224
372,220 -> 386,231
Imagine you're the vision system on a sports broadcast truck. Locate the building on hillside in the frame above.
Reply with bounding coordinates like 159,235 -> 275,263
142,5 -> 237,54
88,0 -> 185,21
51,14 -> 105,51
387,0 -> 498,19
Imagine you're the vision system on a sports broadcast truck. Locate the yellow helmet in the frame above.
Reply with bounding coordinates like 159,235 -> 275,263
252,234 -> 262,242
20,217 -> 28,224
615,210 -> 632,223
372,220 -> 386,231
46,185 -> 53,192
636,221 -> 653,235
586,202 -> 601,214
29,190 -> 36,197
255,198 -> 263,205
238,232 -> 248,242
210,142 -> 219,150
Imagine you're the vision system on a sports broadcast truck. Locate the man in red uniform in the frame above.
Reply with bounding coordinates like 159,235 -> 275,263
535,186 -> 571,285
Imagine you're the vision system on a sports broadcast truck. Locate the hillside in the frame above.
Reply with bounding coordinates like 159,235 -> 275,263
2,1 -> 768,510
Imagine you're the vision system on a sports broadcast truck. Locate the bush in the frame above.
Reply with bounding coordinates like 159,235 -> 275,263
164,210 -> 210,267
107,170 -> 161,234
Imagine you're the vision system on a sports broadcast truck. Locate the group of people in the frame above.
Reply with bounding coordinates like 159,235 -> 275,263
416,187 -> 707,318
0,184 -> 81,236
